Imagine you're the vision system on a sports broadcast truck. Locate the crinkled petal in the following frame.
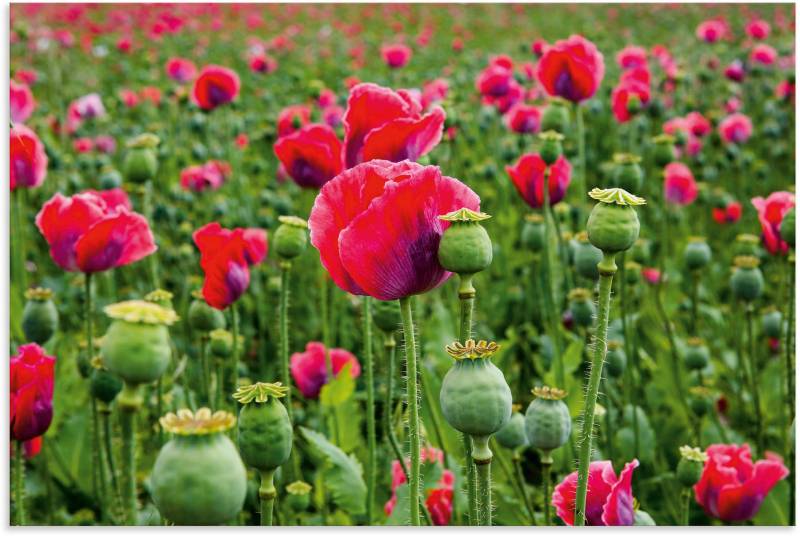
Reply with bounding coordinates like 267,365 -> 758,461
74,210 -> 157,273
602,459 -> 639,525
361,107 -> 445,163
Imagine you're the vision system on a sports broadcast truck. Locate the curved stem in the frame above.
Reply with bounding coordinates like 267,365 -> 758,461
399,296 -> 421,526
259,469 -> 276,526
14,441 -> 25,525
574,252 -> 616,526
363,296 -> 376,524
745,305 -> 764,454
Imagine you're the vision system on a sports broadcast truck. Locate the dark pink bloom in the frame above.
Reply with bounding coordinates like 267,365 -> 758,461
165,57 -> 197,83
11,344 -> 55,443
751,191 -> 795,255
504,103 -> 541,134
140,86 -> 161,106
664,162 -> 698,206
317,89 -> 337,109
531,38 -> 548,57
553,459 -> 639,526
15,70 -> 38,86
290,341 -> 361,399
776,79 -> 795,101
10,80 -> 35,124
322,105 -> 344,129
476,56 -> 514,98
66,93 -> 105,133
191,65 -> 240,111
309,160 -> 479,300
10,124 -> 48,191
385,446 -> 454,525
180,160 -> 231,192
725,97 -> 743,114
249,53 -> 278,74
86,188 -> 131,211
506,153 -> 572,208
119,88 -> 139,108
422,78 -> 449,109
536,35 -> 605,103
73,137 -> 94,153
695,444 -> 788,522
696,20 -> 726,43
725,60 -> 746,82
750,44 -> 777,66
611,71 -> 650,123
616,45 -> 647,70
718,113 -> 753,144
642,267 -> 662,285
746,19 -> 771,40
483,80 -> 524,114
685,111 -> 712,137
93,135 -> 116,154
712,201 -> 742,224
274,124 -> 344,189
277,104 -> 311,137
236,133 -> 249,149
381,43 -> 412,69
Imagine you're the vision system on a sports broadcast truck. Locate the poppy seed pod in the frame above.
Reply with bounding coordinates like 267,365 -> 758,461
781,207 -> 795,248
145,289 -> 174,310
437,208 -> 493,276
123,133 -> 160,184
605,340 -> 627,378
540,98 -> 570,133
573,231 -> 603,280
90,364 -> 123,404
684,237 -> 712,271
371,299 -> 401,333
688,387 -> 712,417
684,338 -> 710,370
274,216 -> 309,261
209,329 -> 234,358
440,340 -> 512,461
22,287 -> 59,345
521,213 -> 546,252
730,256 -> 764,302
611,153 -> 644,193
285,481 -> 312,512
625,261 -> 642,285
568,288 -> 596,328
631,238 -> 651,265
539,130 -> 564,166
152,409 -> 247,525
734,234 -> 761,257
524,386 -> 572,452
586,188 -> 646,255
676,445 -> 707,488
651,134 -> 676,167
188,290 -> 226,332
234,382 -> 293,472
761,308 -> 783,338
99,168 -> 123,190
100,300 -> 177,386
494,411 -> 529,451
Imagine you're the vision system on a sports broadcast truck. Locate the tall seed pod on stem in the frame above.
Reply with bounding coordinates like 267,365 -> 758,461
675,445 -> 707,525
574,187 -> 645,526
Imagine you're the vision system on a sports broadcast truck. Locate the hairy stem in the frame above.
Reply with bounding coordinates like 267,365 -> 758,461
542,454 -> 553,526
363,296 -> 376,523
457,274 -> 478,525
259,469 -> 276,526
279,262 -> 294,420
474,453 -> 493,526
399,296 -> 421,526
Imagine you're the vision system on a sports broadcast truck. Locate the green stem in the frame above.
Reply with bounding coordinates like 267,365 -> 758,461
681,488 -> 691,526
785,257 -> 795,526
542,453 -> 553,526
512,453 -> 536,525
143,180 -> 158,289
745,305 -> 764,454
654,280 -> 692,422
574,252 -> 616,526
363,296 -> 376,524
14,441 -> 25,525
399,296 -> 421,526
85,273 -> 105,520
576,103 -> 587,200
690,271 -> 700,333
279,262 -> 293,419
200,335 -> 211,406
540,170 -> 565,387
13,188 -> 27,296
259,469 -> 276,526
474,452 -> 493,526
456,274 -> 479,525
102,407 -> 122,516
93,397 -> 109,523
118,383 -> 141,525
230,302 -> 239,409
619,253 -> 639,459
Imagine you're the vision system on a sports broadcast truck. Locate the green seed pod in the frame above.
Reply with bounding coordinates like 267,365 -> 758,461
625,261 -> 642,285
762,308 -> 783,339
371,299 -> 401,333
684,338 -> 710,371
734,234 -> 761,257
99,168 -> 123,190
123,133 -> 160,184
90,357 -> 123,404
22,287 -> 59,345
524,386 -> 571,452
730,256 -> 764,302
684,237 -> 712,271
605,340 -> 627,379
781,207 -> 795,248
152,409 -> 247,525
676,445 -> 707,488
586,188 -> 646,254
540,98 -> 570,133
568,288 -> 595,328
285,481 -> 312,512
631,238 -> 651,265
539,130 -> 564,166
521,214 -> 546,252
274,216 -> 308,260
494,411 -> 529,451
611,153 -> 644,193
100,301 -> 177,386
688,387 -> 711,417
437,208 -> 493,275
634,510 -> 657,526
188,291 -> 226,332
209,329 -> 234,358
651,134 -> 676,167
234,382 -> 293,472
440,340 -> 512,460
573,232 -> 603,280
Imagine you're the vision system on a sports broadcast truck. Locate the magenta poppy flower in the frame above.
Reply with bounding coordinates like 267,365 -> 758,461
11,344 -> 55,443
180,160 -> 231,192
343,83 -> 445,168
531,39 -> 548,57
73,137 -> 93,153
776,80 -> 795,101
85,188 -> 132,211
274,124 -> 344,189
422,78 -> 449,109
611,71 -> 650,123
616,45 -> 647,70
193,222 -> 267,310
751,191 -> 795,255
696,20 -> 726,43
322,105 -> 344,129
93,135 -> 116,154
504,103 -> 541,134
10,79 -> 35,124
309,159 -> 479,300
695,444 -> 788,522
35,191 -> 156,273
685,111 -> 711,137
641,267 -> 662,285
191,65 -> 240,111
317,89 -> 337,109
15,70 -> 38,86
718,113 -> 753,144
290,341 -> 361,399
664,162 -> 698,206
536,35 -> 605,103
66,93 -> 105,133
483,80 -> 524,114
506,153 -> 572,209
712,201 -> 742,225
381,43 -> 412,69
553,459 -> 639,526
725,60 -> 746,82
746,19 -> 771,40
165,57 -> 197,83
249,53 -> 278,75
750,44 -> 777,66
476,56 -> 515,98
277,104 -> 311,138
10,124 -> 48,191
385,446 -> 454,525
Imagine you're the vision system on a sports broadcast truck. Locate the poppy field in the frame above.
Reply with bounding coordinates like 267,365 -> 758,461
8,2 -> 798,528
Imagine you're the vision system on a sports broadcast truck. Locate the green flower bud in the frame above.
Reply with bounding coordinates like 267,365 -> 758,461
568,288 -> 595,328
22,287 -> 59,345
494,411 -> 529,451
730,256 -> 764,302
274,216 -> 308,260
123,133 -> 159,184
676,445 -> 707,488
539,130 -> 564,166
573,232 -> 603,280
684,338 -> 710,370
188,290 -> 226,332
371,299 -> 401,333
611,153 -> 644,193
285,481 -> 312,512
234,382 -> 293,472
781,207 -> 795,248
586,188 -> 646,254
652,134 -> 676,167
524,386 -> 571,452
540,98 -> 570,133
521,214 -> 546,252
684,237 -> 712,271
762,308 -> 783,339
437,208 -> 493,275
605,340 -> 627,379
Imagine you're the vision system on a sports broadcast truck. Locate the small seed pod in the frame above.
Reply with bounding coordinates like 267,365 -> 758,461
651,134 -> 676,167
539,130 -> 564,166
734,234 -> 761,257
762,308 -> 783,339
586,188 -> 646,254
145,289 -> 174,310
625,261 -> 642,285
631,238 -> 651,265
99,167 -> 123,190
521,213 -> 546,253
494,411 -> 529,451
90,356 -> 123,404
605,340 -> 627,379
568,288 -> 595,328
611,153 -> 644,193
371,299 -> 401,333
781,207 -> 795,248
684,338 -> 710,371
285,481 -> 312,512
676,445 -> 707,488
730,256 -> 764,302
541,98 -> 570,133
524,386 -> 571,453
234,382 -> 293,472
573,232 -> 603,280
188,290 -> 226,332
440,340 -> 512,461
274,216 -> 308,261
437,208 -> 493,275
100,300 -> 177,386
684,237 -> 712,271
22,287 -> 59,345
209,329 -> 234,358
123,133 -> 160,184
152,409 -> 247,525
688,387 -> 711,417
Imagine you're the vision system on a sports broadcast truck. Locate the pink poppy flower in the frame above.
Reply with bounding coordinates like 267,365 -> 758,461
10,80 -> 35,124
290,341 -> 361,399
718,113 -> 753,144
663,162 -> 698,206
553,459 -> 640,526
751,191 -> 795,254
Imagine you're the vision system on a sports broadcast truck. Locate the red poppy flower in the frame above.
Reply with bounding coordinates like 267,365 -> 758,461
140,86 -> 161,106
15,70 -> 37,86
309,159 -> 479,300
249,53 -> 278,74
119,88 -> 139,108
684,111 -> 711,137
536,35 -> 605,103
695,444 -> 788,522
35,191 -> 156,273
85,188 -> 132,211
750,43 -> 777,66
751,191 -> 795,255
712,201 -> 742,224
180,160 -> 231,192
724,60 -> 746,82
10,343 -> 56,443
483,80 -> 524,114
718,113 -> 753,144
641,267 -> 662,285
343,83 -> 445,168
531,38 -> 548,57
476,56 -> 515,98
277,104 -> 311,137
422,78 -> 449,109
385,446 -> 454,525
10,80 -> 35,124
381,43 -> 412,69
776,80 -> 795,101
192,222 -> 267,310
317,89 -> 337,109
274,124 -> 344,189
506,153 -> 572,209
73,137 -> 93,153
289,341 -> 361,399
191,65 -> 240,111
696,20 -> 726,43
663,162 -> 698,206
553,459 -> 639,526
616,45 -> 647,70
611,71 -> 650,123
10,124 -> 48,191
746,19 -> 771,40
165,57 -> 197,83
504,103 -> 541,134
